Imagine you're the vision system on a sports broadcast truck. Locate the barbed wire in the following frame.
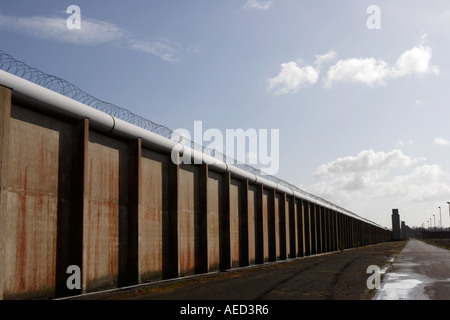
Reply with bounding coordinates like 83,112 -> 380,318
0,49 -> 384,228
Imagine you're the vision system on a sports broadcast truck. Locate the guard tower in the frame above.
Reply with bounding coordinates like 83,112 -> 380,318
392,209 -> 402,240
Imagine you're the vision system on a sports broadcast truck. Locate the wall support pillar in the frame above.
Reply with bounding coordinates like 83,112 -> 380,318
54,117 -> 88,297
164,157 -> 179,279
304,201 -> 311,256
240,179 -> 249,267
196,164 -> 208,274
296,199 -> 304,257
122,138 -> 141,286
279,193 -> 287,260
220,171 -> 231,271
0,86 -> 11,300
255,184 -> 263,264
288,196 -> 296,259
268,189 -> 276,262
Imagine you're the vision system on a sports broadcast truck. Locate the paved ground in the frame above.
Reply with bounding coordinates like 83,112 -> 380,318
374,238 -> 450,300
69,241 -> 406,301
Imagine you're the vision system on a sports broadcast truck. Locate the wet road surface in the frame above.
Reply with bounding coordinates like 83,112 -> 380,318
374,238 -> 450,300
68,241 -> 405,300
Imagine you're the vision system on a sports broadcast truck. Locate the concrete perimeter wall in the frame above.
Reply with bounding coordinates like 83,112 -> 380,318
0,86 -> 392,299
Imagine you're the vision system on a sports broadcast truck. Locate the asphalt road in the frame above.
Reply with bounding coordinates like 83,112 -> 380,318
70,241 -> 406,301
374,238 -> 450,300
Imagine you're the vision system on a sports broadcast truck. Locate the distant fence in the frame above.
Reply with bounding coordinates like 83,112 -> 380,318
422,231 -> 450,239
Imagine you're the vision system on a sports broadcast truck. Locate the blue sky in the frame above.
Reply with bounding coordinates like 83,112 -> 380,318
1,1 -> 450,228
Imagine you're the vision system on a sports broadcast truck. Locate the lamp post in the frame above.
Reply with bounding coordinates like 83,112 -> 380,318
439,207 -> 442,231
447,202 -> 450,231
433,214 -> 436,230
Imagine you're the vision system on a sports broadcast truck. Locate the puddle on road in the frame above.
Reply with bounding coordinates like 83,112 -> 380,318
392,262 -> 421,267
373,239 -> 450,300
374,272 -> 428,300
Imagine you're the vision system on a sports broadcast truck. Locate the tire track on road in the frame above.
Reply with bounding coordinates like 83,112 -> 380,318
329,255 -> 362,300
256,254 -> 363,300
254,259 -> 330,300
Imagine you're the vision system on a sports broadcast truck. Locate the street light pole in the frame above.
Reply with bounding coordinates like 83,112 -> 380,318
434,214 -> 436,230
439,207 -> 442,231
447,202 -> 450,231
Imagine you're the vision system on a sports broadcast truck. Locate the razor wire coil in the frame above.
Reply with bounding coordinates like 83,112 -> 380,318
0,50 -> 384,228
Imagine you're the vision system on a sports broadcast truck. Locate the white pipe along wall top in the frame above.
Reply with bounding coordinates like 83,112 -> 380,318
0,69 -> 385,229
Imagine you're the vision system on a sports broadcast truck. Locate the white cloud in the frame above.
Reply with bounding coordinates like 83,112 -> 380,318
307,149 -> 449,228
372,164 -> 449,201
324,57 -> 389,87
268,50 -> 338,95
0,13 -> 123,45
268,36 -> 438,94
314,50 -> 337,67
325,42 -> 439,87
243,0 -> 272,10
0,12 -> 189,63
433,137 -> 450,146
397,139 -> 413,146
267,61 -> 319,95
390,45 -> 439,78
315,149 -> 423,179
186,44 -> 203,55
129,39 -> 180,63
